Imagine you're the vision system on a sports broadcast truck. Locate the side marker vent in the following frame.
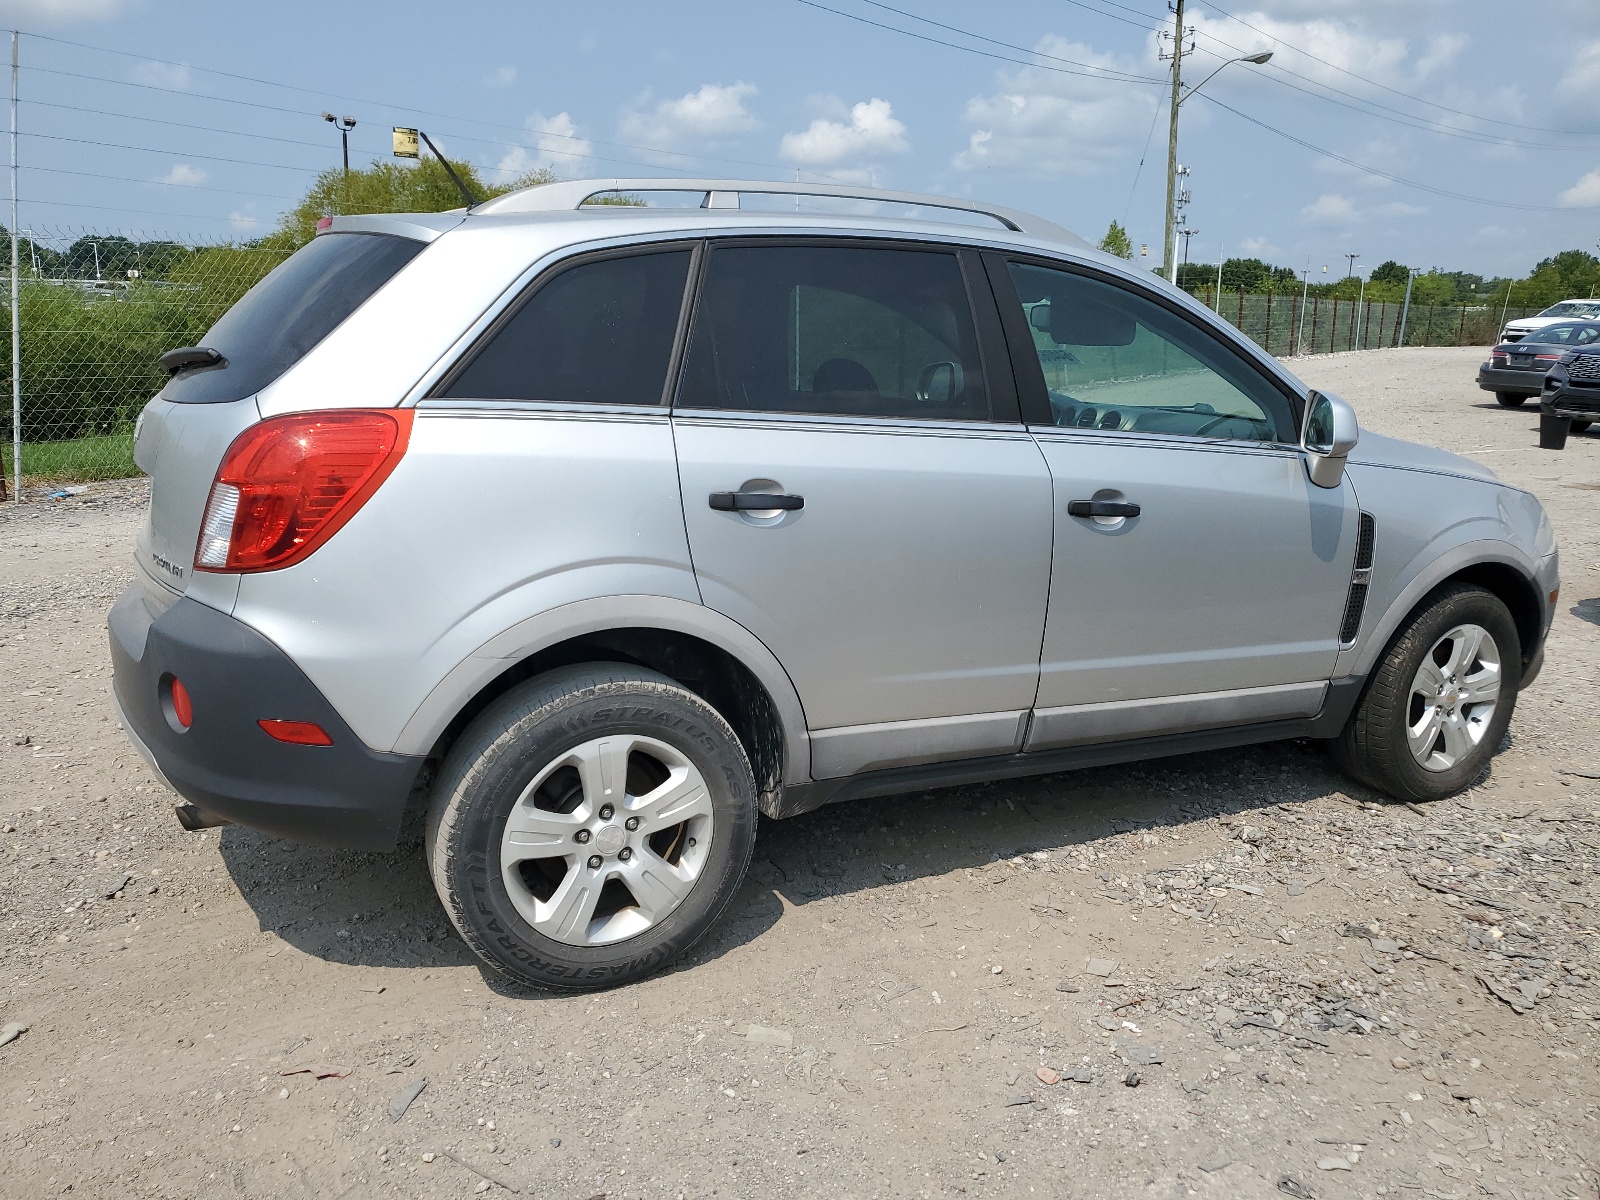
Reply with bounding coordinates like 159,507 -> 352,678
1339,512 -> 1377,645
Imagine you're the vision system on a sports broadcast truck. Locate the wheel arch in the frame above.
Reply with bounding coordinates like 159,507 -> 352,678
396,596 -> 813,807
1343,543 -> 1545,685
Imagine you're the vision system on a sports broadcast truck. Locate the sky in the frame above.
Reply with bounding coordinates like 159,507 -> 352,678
0,0 -> 1597,281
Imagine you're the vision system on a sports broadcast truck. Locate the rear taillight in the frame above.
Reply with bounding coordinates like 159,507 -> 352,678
258,719 -> 333,746
195,410 -> 412,573
1492,354 -> 1506,367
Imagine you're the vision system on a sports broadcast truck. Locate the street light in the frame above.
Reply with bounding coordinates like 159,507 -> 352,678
322,112 -> 357,175
1344,252 -> 1360,279
1162,0 -> 1273,283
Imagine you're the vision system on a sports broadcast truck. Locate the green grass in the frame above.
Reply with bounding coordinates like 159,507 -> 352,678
1,431 -> 139,484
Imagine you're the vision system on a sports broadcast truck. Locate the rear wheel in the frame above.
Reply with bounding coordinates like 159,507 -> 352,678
426,663 -> 758,990
1332,584 -> 1518,803
1495,392 -> 1527,408
1571,420 -> 1593,434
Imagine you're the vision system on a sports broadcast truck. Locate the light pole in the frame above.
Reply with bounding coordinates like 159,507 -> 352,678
1344,252 -> 1360,279
1162,32 -> 1272,283
322,112 -> 357,175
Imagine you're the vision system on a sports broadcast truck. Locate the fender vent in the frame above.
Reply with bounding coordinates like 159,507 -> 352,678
1339,512 -> 1377,645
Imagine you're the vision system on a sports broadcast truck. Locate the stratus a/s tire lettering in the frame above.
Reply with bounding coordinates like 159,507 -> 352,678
426,663 -> 758,991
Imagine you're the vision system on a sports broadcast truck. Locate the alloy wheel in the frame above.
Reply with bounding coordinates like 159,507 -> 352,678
1405,623 -> 1502,772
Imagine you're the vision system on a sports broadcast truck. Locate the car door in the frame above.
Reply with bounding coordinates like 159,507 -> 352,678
671,240 -> 1054,779
985,254 -> 1361,752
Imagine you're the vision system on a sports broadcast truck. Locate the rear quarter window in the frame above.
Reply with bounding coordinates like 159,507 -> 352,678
162,232 -> 425,404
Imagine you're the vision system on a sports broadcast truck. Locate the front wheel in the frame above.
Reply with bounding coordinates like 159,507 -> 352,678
426,663 -> 758,990
1331,584 -> 1519,803
1495,392 -> 1527,408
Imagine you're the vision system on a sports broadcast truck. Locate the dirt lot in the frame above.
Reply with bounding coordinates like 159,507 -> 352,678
1,345 -> 1597,1200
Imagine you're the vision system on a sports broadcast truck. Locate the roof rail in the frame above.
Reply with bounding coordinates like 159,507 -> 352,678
472,177 -> 1087,246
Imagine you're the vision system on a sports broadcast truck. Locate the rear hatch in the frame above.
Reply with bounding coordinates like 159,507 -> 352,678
135,230 -> 427,600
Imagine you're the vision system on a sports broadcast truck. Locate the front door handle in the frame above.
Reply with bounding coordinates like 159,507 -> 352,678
1067,499 -> 1140,519
709,491 -> 804,512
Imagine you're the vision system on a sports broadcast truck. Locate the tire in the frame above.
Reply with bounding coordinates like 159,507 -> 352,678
1571,420 -> 1592,434
426,663 -> 758,990
1331,584 -> 1519,803
1495,392 -> 1527,408
1539,412 -> 1570,450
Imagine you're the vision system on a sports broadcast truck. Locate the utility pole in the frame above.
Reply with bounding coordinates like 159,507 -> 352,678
9,29 -> 19,504
1356,273 -> 1367,350
1344,252 -> 1359,279
1296,262 -> 1311,356
1161,0 -> 1188,284
1397,268 -> 1416,347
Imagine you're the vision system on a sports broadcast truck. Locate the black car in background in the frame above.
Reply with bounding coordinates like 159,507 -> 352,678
1478,320 -> 1600,407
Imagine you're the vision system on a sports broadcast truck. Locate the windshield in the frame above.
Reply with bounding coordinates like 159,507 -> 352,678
162,232 -> 425,404
1513,322 -> 1600,347
1538,301 -> 1600,319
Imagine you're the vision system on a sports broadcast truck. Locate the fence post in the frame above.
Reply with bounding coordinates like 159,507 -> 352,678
1236,287 -> 1244,332
1456,305 -> 1466,346
8,30 -> 18,503
1330,296 -> 1338,352
1312,294 -> 1320,354
1264,291 -> 1272,354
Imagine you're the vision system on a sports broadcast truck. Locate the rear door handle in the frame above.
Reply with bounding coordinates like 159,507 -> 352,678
1067,499 -> 1140,518
709,491 -> 804,512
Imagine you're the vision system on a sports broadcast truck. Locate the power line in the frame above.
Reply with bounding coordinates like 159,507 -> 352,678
1198,93 -> 1572,212
22,163 -> 300,201
845,0 -> 1161,79
23,98 -> 335,152
1193,1 -> 1600,137
18,35 -> 862,184
21,130 -> 325,174
786,0 -> 1164,83
18,195 -> 274,224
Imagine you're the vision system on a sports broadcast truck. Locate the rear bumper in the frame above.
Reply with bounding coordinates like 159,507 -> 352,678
1476,365 -> 1543,394
108,584 -> 423,850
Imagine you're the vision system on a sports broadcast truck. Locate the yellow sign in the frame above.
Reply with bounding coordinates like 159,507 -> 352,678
392,127 -> 419,159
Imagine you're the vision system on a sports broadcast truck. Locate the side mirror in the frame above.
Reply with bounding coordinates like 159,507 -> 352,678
1301,389 -> 1359,488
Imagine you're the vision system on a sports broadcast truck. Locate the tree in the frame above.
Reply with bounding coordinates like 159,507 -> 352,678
1219,257 -> 1273,292
1097,220 -> 1133,260
1370,260 -> 1410,286
271,157 -> 560,248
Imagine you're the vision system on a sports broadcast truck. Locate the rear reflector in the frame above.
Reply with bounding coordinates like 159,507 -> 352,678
169,678 -> 193,730
257,719 -> 333,746
195,410 -> 412,573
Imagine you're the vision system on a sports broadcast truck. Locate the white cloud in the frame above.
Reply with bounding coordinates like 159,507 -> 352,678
1557,39 -> 1600,102
952,36 -> 1157,175
1301,192 -> 1425,224
780,98 -> 908,171
0,0 -> 124,21
154,163 -> 206,187
484,65 -> 517,89
228,210 -> 263,233
1558,165 -> 1600,207
1183,12 -> 1412,92
131,60 -> 192,90
619,82 -> 758,147
1414,33 -> 1467,80
1302,193 -> 1358,223
497,111 -> 591,177
1235,236 -> 1282,259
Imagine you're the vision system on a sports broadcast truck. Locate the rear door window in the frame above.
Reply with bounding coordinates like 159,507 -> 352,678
439,249 -> 693,405
675,243 -> 990,421
163,232 -> 425,404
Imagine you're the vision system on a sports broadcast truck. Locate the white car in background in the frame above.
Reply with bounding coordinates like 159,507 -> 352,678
1501,299 -> 1600,343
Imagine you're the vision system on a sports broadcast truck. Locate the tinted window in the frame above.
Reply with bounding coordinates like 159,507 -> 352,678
164,232 -> 424,404
441,250 -> 691,404
1006,262 -> 1293,442
676,244 -> 989,420
1526,322 -> 1600,346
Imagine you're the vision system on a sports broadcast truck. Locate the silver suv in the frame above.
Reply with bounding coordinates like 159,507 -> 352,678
111,179 -> 1559,989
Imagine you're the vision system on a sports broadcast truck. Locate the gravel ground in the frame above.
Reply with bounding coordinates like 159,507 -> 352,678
1,346 -> 1596,1200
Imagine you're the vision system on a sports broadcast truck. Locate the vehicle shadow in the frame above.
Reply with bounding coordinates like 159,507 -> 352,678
216,736 -> 1372,997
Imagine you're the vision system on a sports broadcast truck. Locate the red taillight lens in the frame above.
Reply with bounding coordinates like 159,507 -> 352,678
195,410 -> 412,573
257,719 -> 333,746
1492,355 -> 1506,366
169,678 -> 193,729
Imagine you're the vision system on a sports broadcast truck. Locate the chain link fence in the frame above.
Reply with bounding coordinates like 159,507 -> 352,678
1,227 -> 289,490
0,230 -> 1549,489
1193,286 -> 1541,358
